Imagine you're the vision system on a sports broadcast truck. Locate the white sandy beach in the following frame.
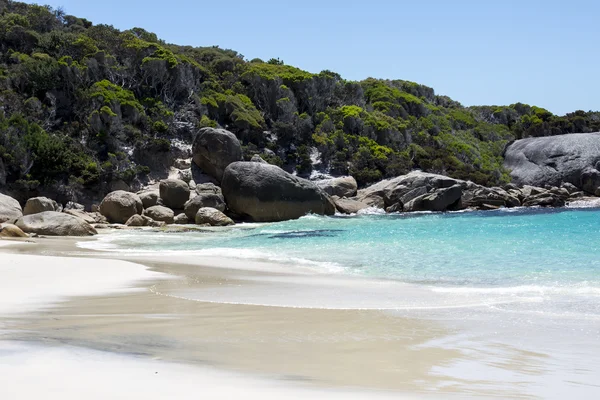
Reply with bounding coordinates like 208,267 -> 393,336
2,236 -> 599,399
0,241 -> 432,400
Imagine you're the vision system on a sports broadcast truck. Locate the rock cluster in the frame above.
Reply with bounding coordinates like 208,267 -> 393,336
2,128 -> 600,237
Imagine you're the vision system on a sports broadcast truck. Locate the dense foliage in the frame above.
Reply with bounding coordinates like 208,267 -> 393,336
0,1 -> 599,199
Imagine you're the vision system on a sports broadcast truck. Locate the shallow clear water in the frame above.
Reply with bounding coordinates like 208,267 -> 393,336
81,207 -> 600,318
88,207 -> 600,287
75,207 -> 600,398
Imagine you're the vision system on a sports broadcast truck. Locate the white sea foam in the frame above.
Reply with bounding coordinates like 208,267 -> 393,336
567,198 -> 600,208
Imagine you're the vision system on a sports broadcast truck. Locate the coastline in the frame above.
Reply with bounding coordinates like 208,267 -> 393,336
0,237 -> 455,399
1,230 -> 599,399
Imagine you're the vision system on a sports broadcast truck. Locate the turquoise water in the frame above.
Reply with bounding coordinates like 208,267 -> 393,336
89,207 -> 600,289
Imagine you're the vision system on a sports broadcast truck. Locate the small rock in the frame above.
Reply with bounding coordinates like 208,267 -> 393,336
195,207 -> 235,226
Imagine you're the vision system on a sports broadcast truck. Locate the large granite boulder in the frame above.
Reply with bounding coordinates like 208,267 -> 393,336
23,197 -> 60,215
192,127 -> 243,182
0,223 -> 28,238
504,133 -> 600,193
143,205 -> 175,224
16,212 -> 97,236
99,191 -> 143,224
195,207 -> 234,226
159,179 -> 190,209
315,176 -> 358,198
184,193 -> 226,220
0,193 -> 22,223
222,162 -> 336,222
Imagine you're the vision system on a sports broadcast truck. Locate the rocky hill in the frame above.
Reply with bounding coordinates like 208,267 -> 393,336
0,1 -> 599,205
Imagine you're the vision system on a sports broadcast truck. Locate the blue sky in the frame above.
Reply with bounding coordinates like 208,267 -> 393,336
23,0 -> 600,115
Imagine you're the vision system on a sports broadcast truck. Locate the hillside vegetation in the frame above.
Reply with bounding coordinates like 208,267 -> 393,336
0,1 -> 599,202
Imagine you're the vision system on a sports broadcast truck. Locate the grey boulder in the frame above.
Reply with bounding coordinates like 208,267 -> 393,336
222,162 -> 336,222
316,176 -> 358,198
504,133 -> 600,193
332,197 -> 370,214
143,205 -> 175,224
0,193 -> 22,223
184,193 -> 226,220
195,207 -> 234,226
99,191 -> 143,224
159,179 -> 190,209
192,127 -> 243,182
23,197 -> 60,215
138,190 -> 160,209
404,184 -> 463,212
16,211 -> 97,236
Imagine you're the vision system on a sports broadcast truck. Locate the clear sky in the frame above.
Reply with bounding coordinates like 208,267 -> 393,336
22,0 -> 600,115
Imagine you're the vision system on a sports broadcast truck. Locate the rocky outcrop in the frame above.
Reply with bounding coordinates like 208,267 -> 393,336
0,223 -> 28,238
316,176 -> 358,198
184,193 -> 226,220
138,190 -> 160,209
357,171 -> 463,212
16,212 -> 97,236
404,184 -> 463,212
195,207 -> 234,226
143,205 -> 175,224
159,179 -> 190,209
23,197 -> 60,215
504,133 -> 600,193
0,193 -> 22,223
192,127 -> 243,182
332,196 -> 370,214
222,162 -> 336,222
99,191 -> 143,224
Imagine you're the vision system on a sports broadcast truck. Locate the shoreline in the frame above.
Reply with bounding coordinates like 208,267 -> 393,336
0,238 -> 457,399
1,231 -> 600,399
